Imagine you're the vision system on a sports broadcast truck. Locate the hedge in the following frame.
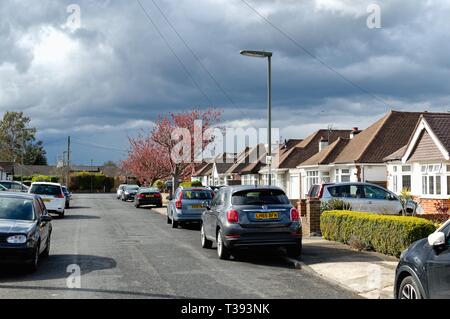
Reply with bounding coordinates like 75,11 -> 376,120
179,181 -> 203,188
321,211 -> 437,257
69,172 -> 115,192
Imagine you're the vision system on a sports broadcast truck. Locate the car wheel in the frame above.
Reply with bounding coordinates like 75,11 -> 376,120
42,234 -> 51,258
167,215 -> 172,224
201,225 -> 213,249
286,244 -> 302,259
135,204 -> 140,208
217,230 -> 231,260
27,244 -> 40,272
59,210 -> 65,219
398,276 -> 422,299
172,219 -> 179,229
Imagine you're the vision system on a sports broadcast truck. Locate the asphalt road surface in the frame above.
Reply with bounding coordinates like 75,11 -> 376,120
0,194 -> 358,299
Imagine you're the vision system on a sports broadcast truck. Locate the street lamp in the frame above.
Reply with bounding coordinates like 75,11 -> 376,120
240,50 -> 273,186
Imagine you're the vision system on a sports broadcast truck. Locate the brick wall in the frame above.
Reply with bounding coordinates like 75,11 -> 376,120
413,196 -> 450,214
299,199 -> 321,237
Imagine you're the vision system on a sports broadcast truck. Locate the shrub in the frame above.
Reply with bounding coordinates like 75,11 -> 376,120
69,172 -> 114,192
31,175 -> 59,183
321,210 -> 437,257
320,198 -> 352,212
180,181 -> 203,188
153,180 -> 165,191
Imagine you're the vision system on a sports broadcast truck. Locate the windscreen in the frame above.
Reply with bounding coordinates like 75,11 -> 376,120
182,190 -> 213,200
0,197 -> 34,221
30,184 -> 61,196
232,189 -> 290,205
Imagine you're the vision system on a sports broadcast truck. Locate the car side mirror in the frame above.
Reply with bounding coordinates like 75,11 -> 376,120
41,215 -> 52,223
202,201 -> 211,210
428,232 -> 446,247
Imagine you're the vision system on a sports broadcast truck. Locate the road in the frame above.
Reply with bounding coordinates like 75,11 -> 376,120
0,194 -> 357,299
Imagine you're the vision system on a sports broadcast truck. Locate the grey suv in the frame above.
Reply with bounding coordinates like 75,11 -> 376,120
200,185 -> 302,260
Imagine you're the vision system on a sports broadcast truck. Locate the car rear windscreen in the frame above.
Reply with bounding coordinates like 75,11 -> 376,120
0,197 -> 34,221
232,189 -> 290,205
30,184 -> 61,196
182,190 -> 213,200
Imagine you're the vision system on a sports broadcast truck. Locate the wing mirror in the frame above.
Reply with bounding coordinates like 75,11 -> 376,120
166,195 -> 173,201
428,231 -> 446,247
41,215 -> 52,223
202,201 -> 211,210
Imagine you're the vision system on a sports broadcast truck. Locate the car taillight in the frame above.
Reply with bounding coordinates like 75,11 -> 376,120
154,193 -> 161,198
227,209 -> 239,223
290,208 -> 300,222
137,194 -> 145,199
175,193 -> 182,209
56,193 -> 65,199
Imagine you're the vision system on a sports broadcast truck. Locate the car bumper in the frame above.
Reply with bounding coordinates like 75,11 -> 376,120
136,198 -> 162,206
43,201 -> 65,213
222,226 -> 302,249
173,212 -> 203,222
0,246 -> 36,264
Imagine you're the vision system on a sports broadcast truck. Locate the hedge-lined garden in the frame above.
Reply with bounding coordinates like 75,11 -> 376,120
321,210 -> 437,257
69,172 -> 115,192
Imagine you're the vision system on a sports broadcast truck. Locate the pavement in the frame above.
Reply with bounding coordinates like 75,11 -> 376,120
153,207 -> 398,299
0,194 -> 358,299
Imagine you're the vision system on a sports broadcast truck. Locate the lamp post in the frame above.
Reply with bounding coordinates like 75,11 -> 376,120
240,50 -> 273,186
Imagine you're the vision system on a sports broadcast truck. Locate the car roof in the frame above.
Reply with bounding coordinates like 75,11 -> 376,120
323,182 -> 388,188
0,192 -> 37,200
179,186 -> 211,191
224,185 -> 285,193
31,182 -> 62,186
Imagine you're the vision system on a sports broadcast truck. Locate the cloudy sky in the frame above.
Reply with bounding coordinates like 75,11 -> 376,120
1,0 -> 450,165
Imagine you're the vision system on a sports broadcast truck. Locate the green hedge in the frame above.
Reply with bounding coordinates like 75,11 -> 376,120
69,172 -> 115,192
321,211 -> 437,257
180,181 -> 203,188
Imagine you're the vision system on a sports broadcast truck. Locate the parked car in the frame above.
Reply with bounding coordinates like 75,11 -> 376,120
0,192 -> 52,271
308,182 -> 404,215
200,185 -> 302,260
28,182 -> 66,217
134,187 -> 163,208
62,186 -> 72,209
116,184 -> 127,200
167,187 -> 214,228
209,185 -> 226,193
0,180 -> 29,193
395,219 -> 450,299
121,185 -> 140,201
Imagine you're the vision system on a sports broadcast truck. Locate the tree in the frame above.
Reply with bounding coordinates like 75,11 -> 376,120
151,109 -> 222,193
103,160 -> 117,167
0,112 -> 47,165
122,135 -> 172,186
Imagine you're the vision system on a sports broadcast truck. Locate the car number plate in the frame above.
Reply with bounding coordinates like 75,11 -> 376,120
146,195 -> 154,198
255,212 -> 279,219
191,204 -> 203,209
43,198 -> 52,203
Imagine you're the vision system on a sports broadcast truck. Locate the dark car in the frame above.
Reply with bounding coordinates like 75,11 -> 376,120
62,186 -> 72,209
394,220 -> 450,299
134,187 -> 163,208
0,192 -> 52,272
121,185 -> 140,201
200,185 -> 302,260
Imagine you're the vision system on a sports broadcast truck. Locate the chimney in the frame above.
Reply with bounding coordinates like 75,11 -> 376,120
350,127 -> 361,139
319,137 -> 328,152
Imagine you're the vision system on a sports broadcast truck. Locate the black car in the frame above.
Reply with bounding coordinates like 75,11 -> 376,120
395,220 -> 450,299
0,193 -> 52,271
134,188 -> 163,208
201,185 -> 302,260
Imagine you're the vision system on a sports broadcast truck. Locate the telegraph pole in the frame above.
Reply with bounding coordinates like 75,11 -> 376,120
67,136 -> 71,187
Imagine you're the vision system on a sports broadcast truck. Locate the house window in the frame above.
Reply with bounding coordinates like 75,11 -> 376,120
393,175 -> 398,193
402,175 -> 411,191
448,176 -> 450,196
422,163 -> 445,196
322,171 -> 330,183
402,166 -> 411,172
336,169 -> 351,183
306,171 -> 319,192
393,166 -> 398,173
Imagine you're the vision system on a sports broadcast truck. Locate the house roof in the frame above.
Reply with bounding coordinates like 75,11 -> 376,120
422,113 -> 450,153
384,112 -> 450,162
239,144 -> 267,175
334,111 -> 424,164
301,138 -> 351,166
271,130 -> 352,169
225,147 -> 251,174
193,162 -> 213,177
213,153 -> 237,175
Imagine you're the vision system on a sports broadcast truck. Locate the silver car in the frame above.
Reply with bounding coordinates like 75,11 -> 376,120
167,187 -> 214,228
318,182 -> 404,215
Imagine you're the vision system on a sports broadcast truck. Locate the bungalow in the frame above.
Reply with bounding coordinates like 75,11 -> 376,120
259,130 -> 352,199
210,153 -> 237,186
297,111 -> 425,198
192,162 -> 214,186
238,144 -> 267,186
384,113 -> 450,214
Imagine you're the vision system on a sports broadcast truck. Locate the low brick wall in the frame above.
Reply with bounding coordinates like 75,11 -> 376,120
299,199 -> 321,237
413,196 -> 450,214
